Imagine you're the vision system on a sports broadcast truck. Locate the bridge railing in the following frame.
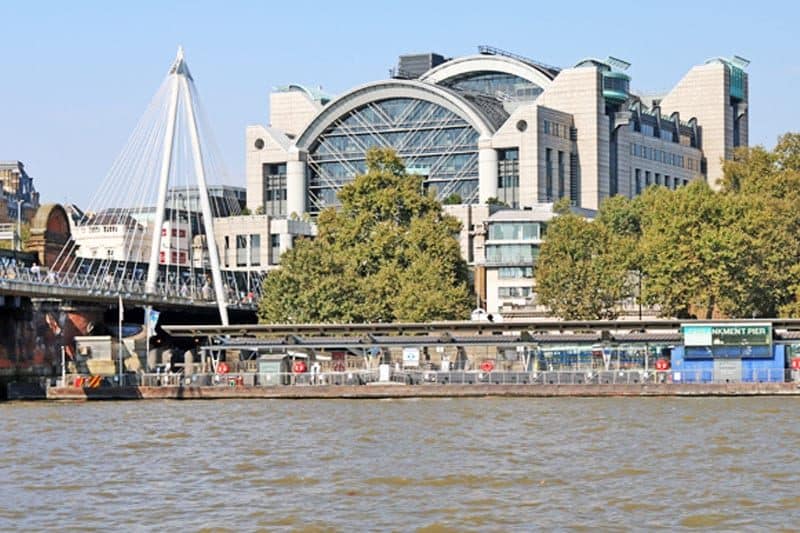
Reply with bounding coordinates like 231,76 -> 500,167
0,263 -> 259,309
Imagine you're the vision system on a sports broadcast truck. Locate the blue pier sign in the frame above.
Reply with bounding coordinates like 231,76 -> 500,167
682,323 -> 772,359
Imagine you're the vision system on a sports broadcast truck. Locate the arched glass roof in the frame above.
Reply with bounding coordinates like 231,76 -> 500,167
439,70 -> 544,102
306,96 -> 481,214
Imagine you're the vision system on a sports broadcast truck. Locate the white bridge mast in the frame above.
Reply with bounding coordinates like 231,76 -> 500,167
145,47 -> 229,325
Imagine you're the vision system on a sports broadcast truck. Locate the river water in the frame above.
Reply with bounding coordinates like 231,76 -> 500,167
1,398 -> 799,531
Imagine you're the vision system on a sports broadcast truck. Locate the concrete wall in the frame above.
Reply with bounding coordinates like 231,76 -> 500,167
616,128 -> 704,195
245,126 -> 291,212
536,67 -> 608,210
213,214 -> 315,271
269,90 -> 323,138
659,62 -> 746,190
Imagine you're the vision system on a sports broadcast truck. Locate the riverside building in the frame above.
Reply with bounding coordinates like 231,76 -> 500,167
246,47 -> 748,216
245,47 -> 749,314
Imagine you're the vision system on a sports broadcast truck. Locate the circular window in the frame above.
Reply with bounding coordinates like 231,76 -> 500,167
516,120 -> 528,132
254,138 -> 265,150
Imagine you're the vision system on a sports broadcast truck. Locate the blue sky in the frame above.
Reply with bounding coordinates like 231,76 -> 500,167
0,0 -> 797,206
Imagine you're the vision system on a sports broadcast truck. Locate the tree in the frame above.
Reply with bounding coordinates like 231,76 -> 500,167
537,132 -> 800,320
486,197 -> 509,207
442,193 -> 462,205
535,212 -> 632,319
258,148 -> 472,323
636,182 -> 752,318
720,134 -> 800,317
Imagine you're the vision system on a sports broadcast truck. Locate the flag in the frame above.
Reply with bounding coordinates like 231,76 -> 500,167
147,308 -> 160,337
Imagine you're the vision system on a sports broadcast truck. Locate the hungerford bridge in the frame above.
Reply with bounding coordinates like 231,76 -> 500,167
0,48 -> 261,323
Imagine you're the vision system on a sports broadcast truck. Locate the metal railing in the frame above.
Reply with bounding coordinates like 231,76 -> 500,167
0,263 -> 259,309
98,368 -> 796,388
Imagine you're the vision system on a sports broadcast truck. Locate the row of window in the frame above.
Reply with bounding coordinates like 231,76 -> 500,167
224,234 -> 264,267
543,120 -> 570,140
498,266 -> 533,279
630,143 -> 698,169
632,168 -> 691,194
631,143 -> 691,168
630,120 -> 694,147
488,222 -> 542,241
485,244 -> 539,265
498,286 -> 532,298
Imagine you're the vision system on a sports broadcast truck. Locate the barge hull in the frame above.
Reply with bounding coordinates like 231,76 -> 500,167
29,382 -> 800,400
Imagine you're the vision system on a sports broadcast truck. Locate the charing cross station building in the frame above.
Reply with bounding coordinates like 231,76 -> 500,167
244,46 -> 749,317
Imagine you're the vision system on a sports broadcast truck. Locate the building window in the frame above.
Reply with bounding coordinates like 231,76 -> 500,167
262,163 -> 287,216
307,97 -> 481,212
557,151 -> 565,199
485,244 -> 539,265
236,235 -> 247,267
655,173 -> 661,186
497,148 -> 519,208
664,175 -> 671,189
250,234 -> 261,267
569,153 -> 579,205
488,222 -> 540,241
545,148 -> 553,201
645,171 -> 651,187
224,236 -> 229,267
498,286 -> 533,298
270,233 -> 281,264
498,266 -> 533,279
635,169 -> 641,194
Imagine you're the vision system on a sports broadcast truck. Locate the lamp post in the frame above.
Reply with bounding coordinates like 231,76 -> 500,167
637,269 -> 643,321
15,199 -> 23,252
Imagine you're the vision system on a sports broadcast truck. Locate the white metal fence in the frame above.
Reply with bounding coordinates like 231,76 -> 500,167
104,368 -> 795,388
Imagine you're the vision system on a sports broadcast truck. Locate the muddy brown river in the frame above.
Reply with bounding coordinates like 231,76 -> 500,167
1,398 -> 799,530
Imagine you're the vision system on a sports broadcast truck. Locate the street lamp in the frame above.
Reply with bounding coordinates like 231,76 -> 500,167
15,199 -> 23,252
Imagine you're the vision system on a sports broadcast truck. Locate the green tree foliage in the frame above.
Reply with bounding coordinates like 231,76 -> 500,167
486,197 -> 509,207
442,193 -> 462,205
536,133 -> 800,319
637,182 -> 752,318
258,148 -> 472,323
535,212 -> 632,319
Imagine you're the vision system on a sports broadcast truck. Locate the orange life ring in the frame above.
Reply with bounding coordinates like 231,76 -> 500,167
293,360 -> 307,373
655,359 -> 670,371
792,358 -> 800,370
217,361 -> 230,374
480,361 -> 495,372
332,361 -> 346,372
